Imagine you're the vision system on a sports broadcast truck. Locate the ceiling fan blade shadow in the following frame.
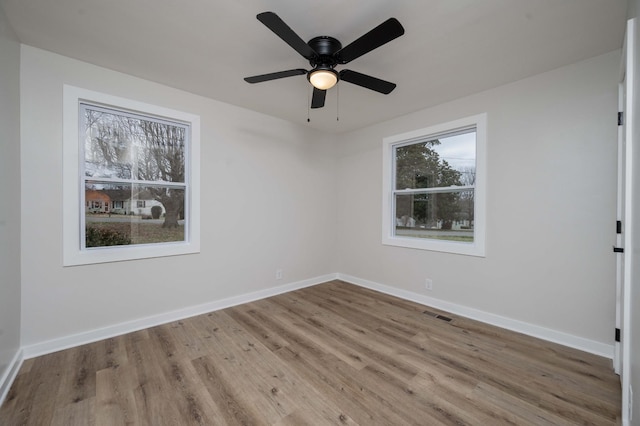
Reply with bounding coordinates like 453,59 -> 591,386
336,18 -> 404,64
257,12 -> 317,60
339,70 -> 396,94
244,69 -> 307,83
311,88 -> 326,108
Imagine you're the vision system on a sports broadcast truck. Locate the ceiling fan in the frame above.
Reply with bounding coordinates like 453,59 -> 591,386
244,12 -> 405,109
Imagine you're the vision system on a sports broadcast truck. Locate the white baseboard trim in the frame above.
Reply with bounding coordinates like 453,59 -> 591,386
0,348 -> 24,408
337,273 -> 614,359
22,273 -> 338,359
19,271 -> 613,361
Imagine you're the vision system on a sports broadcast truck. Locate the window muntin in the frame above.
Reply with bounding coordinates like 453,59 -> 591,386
383,114 -> 486,256
63,85 -> 200,266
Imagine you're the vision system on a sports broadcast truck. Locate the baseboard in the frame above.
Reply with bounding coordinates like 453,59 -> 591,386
337,273 -> 614,359
0,348 -> 24,408
22,273 -> 338,359
20,271 -> 614,361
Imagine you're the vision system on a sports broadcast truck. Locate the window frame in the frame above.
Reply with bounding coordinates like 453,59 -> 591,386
63,85 -> 201,266
382,113 -> 487,257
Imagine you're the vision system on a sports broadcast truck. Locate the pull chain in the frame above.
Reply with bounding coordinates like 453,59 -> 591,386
336,83 -> 340,122
307,85 -> 311,123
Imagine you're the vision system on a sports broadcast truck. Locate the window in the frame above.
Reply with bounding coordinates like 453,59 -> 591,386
63,85 -> 200,266
382,114 -> 486,256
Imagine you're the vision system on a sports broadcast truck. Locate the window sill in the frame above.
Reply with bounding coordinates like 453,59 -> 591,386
382,235 -> 485,257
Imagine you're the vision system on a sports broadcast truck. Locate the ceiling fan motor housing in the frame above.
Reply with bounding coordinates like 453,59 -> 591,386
308,36 -> 342,69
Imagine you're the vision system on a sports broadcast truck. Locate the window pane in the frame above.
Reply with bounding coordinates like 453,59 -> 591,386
85,182 -> 185,248
83,108 -> 133,179
394,191 -> 474,242
395,129 -> 476,190
134,120 -> 186,183
83,106 -> 186,183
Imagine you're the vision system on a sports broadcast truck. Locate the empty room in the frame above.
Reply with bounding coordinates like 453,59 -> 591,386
1,1 -> 639,425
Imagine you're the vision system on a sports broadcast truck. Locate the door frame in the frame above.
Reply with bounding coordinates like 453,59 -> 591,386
615,66 -> 624,376
617,17 -> 635,425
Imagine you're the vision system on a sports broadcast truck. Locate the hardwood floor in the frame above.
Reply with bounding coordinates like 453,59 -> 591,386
0,280 -> 621,425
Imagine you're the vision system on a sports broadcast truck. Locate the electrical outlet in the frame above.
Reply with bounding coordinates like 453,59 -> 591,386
276,269 -> 283,280
425,278 -> 433,291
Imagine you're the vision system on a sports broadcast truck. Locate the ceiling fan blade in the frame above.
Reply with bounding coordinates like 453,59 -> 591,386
311,88 -> 326,109
339,70 -> 396,94
257,12 -> 317,60
244,69 -> 307,83
335,18 -> 404,64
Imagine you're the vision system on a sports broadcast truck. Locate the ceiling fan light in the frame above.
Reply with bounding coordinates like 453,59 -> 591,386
309,69 -> 338,90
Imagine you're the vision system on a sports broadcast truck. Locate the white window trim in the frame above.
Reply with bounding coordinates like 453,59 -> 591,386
382,113 -> 487,257
63,85 -> 201,266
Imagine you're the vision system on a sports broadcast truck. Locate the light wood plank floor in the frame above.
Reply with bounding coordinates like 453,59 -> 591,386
1,280 -> 621,425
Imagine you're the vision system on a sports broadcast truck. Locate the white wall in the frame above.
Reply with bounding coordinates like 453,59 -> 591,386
19,46 -> 337,348
0,4 -> 22,396
335,51 -> 620,348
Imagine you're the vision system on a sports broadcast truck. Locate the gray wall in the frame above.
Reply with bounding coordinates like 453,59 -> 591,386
19,46 -> 338,348
335,50 -> 619,349
0,3 -> 21,394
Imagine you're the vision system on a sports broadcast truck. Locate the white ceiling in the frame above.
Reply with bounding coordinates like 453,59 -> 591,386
0,0 -> 628,133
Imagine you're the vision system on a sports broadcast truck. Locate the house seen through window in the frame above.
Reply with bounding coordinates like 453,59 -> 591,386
81,103 -> 189,249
